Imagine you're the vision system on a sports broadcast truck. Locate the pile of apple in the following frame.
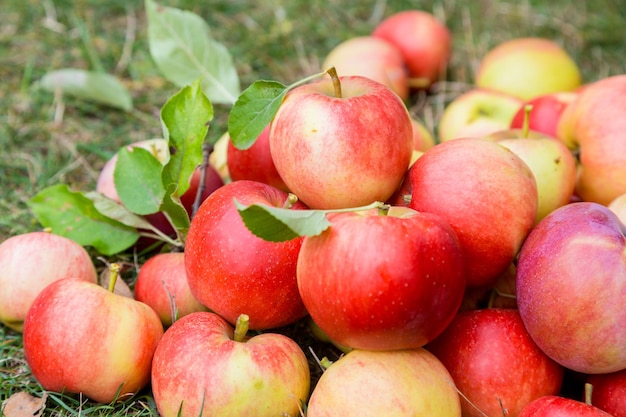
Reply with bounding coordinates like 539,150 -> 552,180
2,8 -> 626,417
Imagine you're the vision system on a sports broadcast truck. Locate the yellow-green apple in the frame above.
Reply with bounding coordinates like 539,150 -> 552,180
518,396 -> 614,417
475,37 -> 582,100
608,192 -> 626,225
437,88 -> 524,142
409,138 -> 537,287
411,116 -> 436,152
427,309 -> 564,417
372,10 -> 452,89
208,130 -> 230,182
151,312 -> 310,417
269,75 -> 413,209
322,36 -> 410,101
306,348 -> 461,417
226,124 -> 288,192
22,277 -> 164,403
557,74 -> 626,205
488,130 -> 577,223
587,370 -> 626,417
296,205 -> 466,351
134,252 -> 208,327
0,231 -> 97,332
510,92 -> 578,138
184,180 -> 308,330
516,202 -> 626,374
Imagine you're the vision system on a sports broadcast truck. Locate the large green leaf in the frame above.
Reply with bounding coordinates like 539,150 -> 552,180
115,146 -> 166,215
27,184 -> 139,255
145,0 -> 240,105
38,68 -> 133,111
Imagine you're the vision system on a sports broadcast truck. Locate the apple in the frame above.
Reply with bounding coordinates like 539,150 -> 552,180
297,205 -> 466,351
184,180 -> 308,330
269,74 -> 413,209
587,369 -> 626,417
557,74 -> 626,205
608,192 -> 626,225
411,116 -> 436,152
227,124 -> 288,192
427,308 -> 564,417
409,137 -> 538,287
22,276 -> 164,403
151,312 -> 310,417
437,88 -> 524,142
372,9 -> 452,88
459,262 -> 518,311
322,35 -> 410,101
516,202 -> 626,374
0,231 -> 98,332
134,252 -> 208,327
518,396 -> 614,417
306,348 -> 461,417
208,130 -> 231,182
509,92 -> 578,138
475,37 -> 582,100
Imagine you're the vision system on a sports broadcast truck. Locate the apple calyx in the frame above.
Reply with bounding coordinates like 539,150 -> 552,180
233,313 -> 250,342
107,263 -> 121,293
522,104 -> 533,139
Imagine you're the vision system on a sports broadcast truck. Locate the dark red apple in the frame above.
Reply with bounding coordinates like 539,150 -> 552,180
518,396 -> 614,417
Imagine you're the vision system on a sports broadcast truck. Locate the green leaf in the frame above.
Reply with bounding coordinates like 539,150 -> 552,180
234,199 -> 332,242
27,184 -> 139,255
161,79 -> 213,198
38,68 -> 133,111
160,183 -> 190,237
115,146 -> 166,215
228,80 -> 287,150
85,191 -> 155,230
145,0 -> 240,105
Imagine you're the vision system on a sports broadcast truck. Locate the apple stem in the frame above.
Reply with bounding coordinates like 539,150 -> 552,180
191,142 -> 213,219
522,104 -> 533,139
233,314 -> 250,342
377,204 -> 391,216
325,66 -> 342,98
283,193 -> 299,209
107,263 -> 121,293
584,382 -> 593,405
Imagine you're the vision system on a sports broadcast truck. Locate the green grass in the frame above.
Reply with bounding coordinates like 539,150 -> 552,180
1,0 -> 625,415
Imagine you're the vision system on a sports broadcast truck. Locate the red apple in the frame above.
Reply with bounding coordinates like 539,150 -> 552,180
516,202 -> 626,374
0,231 -> 98,332
409,138 -> 538,287
134,252 -> 208,327
184,180 -> 308,330
151,312 -> 310,417
372,10 -> 452,88
518,396 -> 614,417
22,277 -> 164,403
322,35 -> 410,101
306,348 -> 461,417
269,74 -> 413,209
509,92 -> 578,138
587,369 -> 626,417
427,308 -> 564,417
297,206 -> 466,351
227,124 -> 288,192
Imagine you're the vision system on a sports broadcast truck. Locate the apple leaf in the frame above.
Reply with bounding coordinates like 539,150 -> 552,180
160,183 -> 190,236
234,199 -> 331,242
84,191 -> 155,230
228,80 -> 287,150
145,0 -> 240,105
161,79 -> 213,198
27,184 -> 139,255
115,146 -> 166,215
38,68 -> 133,111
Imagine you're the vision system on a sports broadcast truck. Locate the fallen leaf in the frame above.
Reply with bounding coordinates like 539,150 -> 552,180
1,391 -> 47,417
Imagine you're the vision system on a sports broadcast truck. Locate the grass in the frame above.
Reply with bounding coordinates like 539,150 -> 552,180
1,0 -> 625,415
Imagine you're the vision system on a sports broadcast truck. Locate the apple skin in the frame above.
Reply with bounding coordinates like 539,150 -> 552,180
516,202 -> 626,374
184,180 -> 308,330
306,348 -> 461,417
322,35 -> 410,101
557,74 -> 626,205
0,231 -> 98,332
476,37 -> 582,100
518,396 -> 614,417
372,10 -> 452,88
226,124 -> 288,192
411,116 -> 436,152
427,309 -> 564,417
150,311 -> 310,417
22,278 -> 164,403
134,252 -> 209,327
437,88 -> 524,142
297,206 -> 466,351
409,138 -> 538,287
587,369 -> 626,417
510,92 -> 578,138
608,192 -> 626,225
269,75 -> 413,210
